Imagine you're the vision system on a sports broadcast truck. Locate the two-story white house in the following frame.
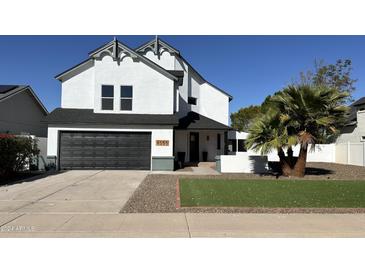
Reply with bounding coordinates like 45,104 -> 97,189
45,37 -> 232,170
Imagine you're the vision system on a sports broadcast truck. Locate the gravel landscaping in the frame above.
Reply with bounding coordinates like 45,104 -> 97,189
121,162 -> 365,213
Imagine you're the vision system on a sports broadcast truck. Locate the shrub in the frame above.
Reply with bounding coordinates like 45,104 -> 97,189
0,134 -> 40,177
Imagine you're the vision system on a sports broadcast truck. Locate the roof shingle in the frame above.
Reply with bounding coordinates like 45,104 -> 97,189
43,108 -> 179,126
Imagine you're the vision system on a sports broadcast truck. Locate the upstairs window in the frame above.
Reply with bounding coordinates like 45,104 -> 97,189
188,96 -> 197,105
101,85 -> 114,110
120,86 -> 133,111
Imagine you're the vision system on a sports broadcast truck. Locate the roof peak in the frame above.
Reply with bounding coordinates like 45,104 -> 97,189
56,38 -> 178,82
135,37 -> 180,55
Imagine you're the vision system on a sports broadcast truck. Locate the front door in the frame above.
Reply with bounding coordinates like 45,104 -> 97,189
189,132 -> 199,162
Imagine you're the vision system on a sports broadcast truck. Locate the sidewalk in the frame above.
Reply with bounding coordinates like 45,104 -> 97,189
1,213 -> 365,237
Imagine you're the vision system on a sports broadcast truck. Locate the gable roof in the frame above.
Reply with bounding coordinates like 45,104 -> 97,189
0,85 -> 48,115
135,37 -> 180,55
56,39 -> 178,82
176,111 -> 231,130
0,85 -> 19,95
135,37 -> 233,101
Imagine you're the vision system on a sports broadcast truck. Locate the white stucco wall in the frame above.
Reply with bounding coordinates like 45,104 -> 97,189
174,130 -> 225,162
61,65 -> 95,109
144,50 -> 176,70
61,55 -> 175,114
142,49 -> 230,125
47,126 -> 174,162
93,55 -> 175,114
174,64 -> 230,126
199,83 -> 229,125
220,154 -> 268,173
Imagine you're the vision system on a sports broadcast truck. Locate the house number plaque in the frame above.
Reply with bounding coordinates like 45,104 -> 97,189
156,140 -> 169,146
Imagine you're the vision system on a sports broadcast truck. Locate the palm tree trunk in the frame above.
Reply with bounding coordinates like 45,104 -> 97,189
293,145 -> 308,177
278,147 -> 292,176
287,146 -> 295,168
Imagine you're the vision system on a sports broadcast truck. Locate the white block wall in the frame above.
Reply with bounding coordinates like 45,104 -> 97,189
220,153 -> 268,173
335,142 -> 365,167
266,144 -> 336,163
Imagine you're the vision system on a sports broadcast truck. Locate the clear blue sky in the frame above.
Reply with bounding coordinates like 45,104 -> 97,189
1,35 -> 364,114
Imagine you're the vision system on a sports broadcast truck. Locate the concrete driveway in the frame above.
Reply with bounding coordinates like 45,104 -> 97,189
2,171 -> 365,237
0,170 -> 148,214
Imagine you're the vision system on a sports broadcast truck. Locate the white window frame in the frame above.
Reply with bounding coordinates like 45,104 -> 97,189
120,85 -> 133,111
101,85 -> 114,111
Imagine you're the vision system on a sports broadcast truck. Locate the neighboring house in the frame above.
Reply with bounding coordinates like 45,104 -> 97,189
0,85 -> 49,170
336,97 -> 365,143
0,85 -> 48,137
45,37 -> 232,170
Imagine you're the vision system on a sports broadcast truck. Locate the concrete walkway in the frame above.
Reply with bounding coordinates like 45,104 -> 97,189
1,213 -> 365,237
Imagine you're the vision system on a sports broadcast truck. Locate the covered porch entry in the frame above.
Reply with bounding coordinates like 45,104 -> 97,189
173,112 -> 231,166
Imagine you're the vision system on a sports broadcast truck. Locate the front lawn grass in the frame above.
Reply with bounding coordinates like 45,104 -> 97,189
179,179 -> 365,208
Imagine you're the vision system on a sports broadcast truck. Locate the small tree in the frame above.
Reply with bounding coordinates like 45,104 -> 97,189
0,134 -> 40,177
230,105 -> 262,132
246,85 -> 349,177
298,59 -> 356,103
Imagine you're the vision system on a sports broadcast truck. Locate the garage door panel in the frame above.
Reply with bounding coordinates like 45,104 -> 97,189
59,131 -> 152,170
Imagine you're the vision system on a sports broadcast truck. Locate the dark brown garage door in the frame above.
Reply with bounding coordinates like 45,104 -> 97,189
59,131 -> 151,170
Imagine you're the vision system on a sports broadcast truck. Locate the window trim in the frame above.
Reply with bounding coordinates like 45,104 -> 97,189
101,85 -> 114,111
120,85 -> 133,111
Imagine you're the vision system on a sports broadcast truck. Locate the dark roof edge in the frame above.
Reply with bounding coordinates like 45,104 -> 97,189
0,85 -> 48,115
55,58 -> 93,80
352,97 -> 365,106
27,86 -> 49,115
43,108 -> 179,126
55,39 -> 178,82
42,121 -> 178,126
135,37 -> 180,55
175,111 -> 231,130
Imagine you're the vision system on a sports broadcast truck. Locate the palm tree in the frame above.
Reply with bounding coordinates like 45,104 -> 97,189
246,85 -> 349,177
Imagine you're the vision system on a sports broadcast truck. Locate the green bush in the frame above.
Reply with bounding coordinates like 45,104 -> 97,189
0,134 -> 40,177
